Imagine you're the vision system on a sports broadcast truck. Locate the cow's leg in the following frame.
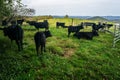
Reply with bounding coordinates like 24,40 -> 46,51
36,45 -> 39,56
21,40 -> 23,50
41,45 -> 44,54
19,39 -> 23,51
16,40 -> 21,51
68,31 -> 71,37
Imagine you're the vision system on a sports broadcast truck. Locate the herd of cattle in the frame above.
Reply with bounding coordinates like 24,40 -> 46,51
57,21 -> 113,39
0,19 -> 113,55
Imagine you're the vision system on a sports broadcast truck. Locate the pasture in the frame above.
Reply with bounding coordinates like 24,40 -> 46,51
0,18 -> 120,80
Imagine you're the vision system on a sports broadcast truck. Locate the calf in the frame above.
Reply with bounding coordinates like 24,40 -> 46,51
34,30 -> 52,55
68,23 -> 84,37
56,22 -> 65,28
3,24 -> 23,51
73,32 -> 94,40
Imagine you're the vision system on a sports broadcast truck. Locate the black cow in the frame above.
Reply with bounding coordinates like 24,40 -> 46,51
2,22 -> 23,51
34,30 -> 52,55
103,23 -> 113,30
93,22 -> 111,31
27,20 -> 49,30
91,22 -> 113,36
73,32 -> 94,40
91,23 -> 108,36
17,19 -> 24,26
56,22 -> 65,28
91,23 -> 100,36
68,23 -> 84,37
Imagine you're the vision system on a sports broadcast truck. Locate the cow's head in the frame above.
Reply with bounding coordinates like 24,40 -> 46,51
44,30 -> 52,38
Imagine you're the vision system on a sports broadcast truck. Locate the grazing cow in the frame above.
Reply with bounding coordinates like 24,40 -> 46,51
17,19 -> 24,26
34,30 -> 52,55
92,22 -> 105,31
97,22 -> 106,31
68,22 -> 84,37
56,22 -> 65,28
91,22 -> 113,36
27,20 -> 49,30
2,21 -> 23,51
103,23 -> 113,30
73,32 -> 94,40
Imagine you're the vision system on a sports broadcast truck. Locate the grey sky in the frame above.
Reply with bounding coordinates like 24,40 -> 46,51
22,0 -> 120,16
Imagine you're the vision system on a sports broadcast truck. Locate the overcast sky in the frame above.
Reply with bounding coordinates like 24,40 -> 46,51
22,0 -> 120,16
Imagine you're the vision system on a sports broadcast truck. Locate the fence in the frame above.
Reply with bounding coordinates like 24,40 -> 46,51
113,23 -> 120,47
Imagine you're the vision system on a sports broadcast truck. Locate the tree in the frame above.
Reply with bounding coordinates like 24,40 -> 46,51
0,0 -> 21,18
12,4 -> 35,17
0,0 -> 11,19
0,0 -> 35,22
64,15 -> 69,18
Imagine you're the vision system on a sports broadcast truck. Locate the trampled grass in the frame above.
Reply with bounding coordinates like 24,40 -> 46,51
0,18 -> 120,80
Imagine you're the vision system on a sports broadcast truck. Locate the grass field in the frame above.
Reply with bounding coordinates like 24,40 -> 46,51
0,18 -> 120,80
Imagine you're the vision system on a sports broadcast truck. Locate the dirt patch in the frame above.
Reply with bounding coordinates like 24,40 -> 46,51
63,48 -> 75,58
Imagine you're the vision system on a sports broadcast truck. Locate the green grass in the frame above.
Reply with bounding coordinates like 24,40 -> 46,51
0,18 -> 120,80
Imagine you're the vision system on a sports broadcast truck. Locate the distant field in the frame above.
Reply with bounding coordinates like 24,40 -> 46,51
0,18 -> 120,80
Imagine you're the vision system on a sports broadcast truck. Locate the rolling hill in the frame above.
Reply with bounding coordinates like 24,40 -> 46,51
87,16 -> 109,21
